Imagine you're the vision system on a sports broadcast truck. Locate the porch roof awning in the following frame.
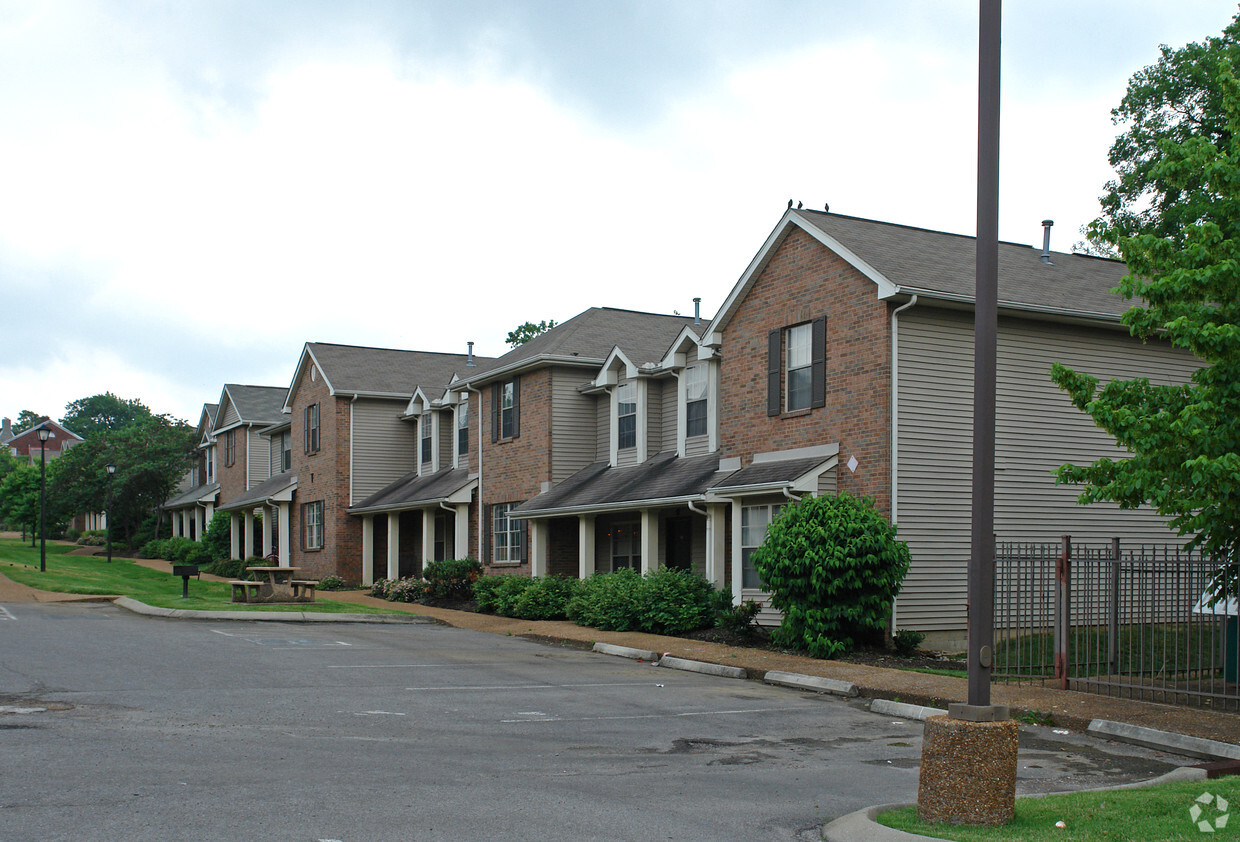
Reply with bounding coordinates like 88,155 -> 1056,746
217,472 -> 298,513
706,448 -> 838,498
162,482 -> 220,510
348,467 -> 475,515
511,452 -> 736,518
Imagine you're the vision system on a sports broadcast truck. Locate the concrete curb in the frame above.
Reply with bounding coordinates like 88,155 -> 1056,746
112,596 -> 432,623
657,655 -> 747,679
869,698 -> 948,721
823,767 -> 1210,841
592,642 -> 661,662
1088,718 -> 1240,761
764,670 -> 858,697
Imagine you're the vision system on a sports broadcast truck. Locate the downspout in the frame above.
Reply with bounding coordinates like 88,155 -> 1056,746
349,394 -> 359,506
889,294 -> 918,635
465,383 -> 483,561
686,499 -> 707,517
781,487 -> 801,503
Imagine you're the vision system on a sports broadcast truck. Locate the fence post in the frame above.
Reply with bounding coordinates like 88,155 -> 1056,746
1055,535 -> 1071,690
1108,537 -> 1120,673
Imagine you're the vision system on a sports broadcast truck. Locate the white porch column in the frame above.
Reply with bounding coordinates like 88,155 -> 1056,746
454,503 -> 470,560
730,500 -> 743,605
361,515 -> 375,586
243,510 -> 255,559
195,507 -> 205,542
181,510 -> 189,538
278,501 -> 291,568
705,503 -> 727,589
578,514 -> 595,579
172,512 -> 181,538
422,508 -> 436,567
204,502 -> 215,532
639,509 -> 658,575
386,514 -> 400,580
262,505 -> 274,559
230,514 -> 241,560
529,519 -> 548,577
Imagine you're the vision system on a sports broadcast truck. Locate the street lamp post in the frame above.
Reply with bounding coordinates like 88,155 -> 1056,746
36,425 -> 52,573
105,463 -> 116,564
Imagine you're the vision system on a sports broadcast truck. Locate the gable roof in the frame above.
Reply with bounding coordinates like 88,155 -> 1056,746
284,342 -> 491,411
706,209 -> 1130,342
348,467 -> 475,514
460,307 -> 705,386
217,385 -> 288,429
5,418 -> 85,454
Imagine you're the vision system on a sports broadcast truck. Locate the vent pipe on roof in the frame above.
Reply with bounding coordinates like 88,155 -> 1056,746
693,297 -> 701,326
466,341 -> 475,366
1040,219 -> 1054,264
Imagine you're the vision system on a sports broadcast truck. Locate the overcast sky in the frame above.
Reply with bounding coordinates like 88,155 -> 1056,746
2,1 -> 1237,425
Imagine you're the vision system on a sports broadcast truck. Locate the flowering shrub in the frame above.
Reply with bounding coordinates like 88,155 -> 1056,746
318,575 -> 347,591
369,578 -> 395,599
386,576 -> 432,603
422,558 -> 482,600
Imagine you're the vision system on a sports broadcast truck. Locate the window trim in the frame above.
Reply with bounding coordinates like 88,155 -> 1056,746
456,399 -> 469,464
767,316 -> 826,416
608,518 -> 641,572
489,502 -> 526,564
616,381 -> 637,451
224,430 -> 236,467
684,363 -> 708,439
741,503 -> 784,589
302,500 -> 325,551
491,377 -> 520,442
304,403 -> 321,454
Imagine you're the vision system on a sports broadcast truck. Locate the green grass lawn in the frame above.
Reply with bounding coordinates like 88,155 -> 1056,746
878,775 -> 1238,841
0,537 -> 411,615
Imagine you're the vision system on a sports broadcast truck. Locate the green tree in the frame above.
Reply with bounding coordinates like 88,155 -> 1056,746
1088,13 -> 1240,253
60,393 -> 153,439
13,410 -> 42,434
1052,60 -> 1240,589
0,461 -> 70,541
505,319 -> 558,348
751,494 -> 910,659
52,414 -> 195,548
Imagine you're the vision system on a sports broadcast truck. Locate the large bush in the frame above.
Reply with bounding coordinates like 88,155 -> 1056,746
511,576 -> 581,620
422,558 -> 482,600
474,574 -> 538,616
751,493 -> 910,659
202,511 -> 232,562
566,568 -> 716,635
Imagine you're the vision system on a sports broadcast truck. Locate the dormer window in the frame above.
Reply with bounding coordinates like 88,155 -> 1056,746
685,363 -> 708,438
420,418 -> 432,464
617,381 -> 637,450
457,399 -> 469,456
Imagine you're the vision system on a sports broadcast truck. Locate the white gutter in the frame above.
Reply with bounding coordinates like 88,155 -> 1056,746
465,382 -> 483,561
889,293 -> 918,635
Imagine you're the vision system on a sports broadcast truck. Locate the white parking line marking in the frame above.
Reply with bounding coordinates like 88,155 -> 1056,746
501,706 -> 802,724
328,663 -> 511,669
405,681 -> 658,691
0,606 -> 16,620
341,710 -> 407,717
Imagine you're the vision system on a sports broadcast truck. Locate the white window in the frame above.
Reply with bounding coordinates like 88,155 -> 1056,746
420,417 -> 432,465
741,503 -> 784,589
303,501 -> 324,550
492,503 -> 524,563
609,519 -> 641,571
684,363 -> 708,438
456,399 -> 469,459
785,323 -> 813,412
500,381 -> 516,439
617,381 -> 636,450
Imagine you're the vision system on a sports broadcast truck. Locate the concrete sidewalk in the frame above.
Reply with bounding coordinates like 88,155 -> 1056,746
6,549 -> 1240,748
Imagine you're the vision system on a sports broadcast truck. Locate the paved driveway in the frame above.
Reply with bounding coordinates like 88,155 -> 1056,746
0,602 -> 1184,841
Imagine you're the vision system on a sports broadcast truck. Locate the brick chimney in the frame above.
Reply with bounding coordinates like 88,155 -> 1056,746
0,417 -> 12,444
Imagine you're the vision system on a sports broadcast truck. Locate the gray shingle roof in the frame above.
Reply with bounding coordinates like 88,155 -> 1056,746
462,308 -> 704,383
512,453 -> 734,516
708,458 -> 823,491
163,483 -> 219,509
308,343 -> 492,398
223,385 -> 288,426
348,467 -> 473,513
217,472 -> 297,513
792,210 -> 1129,318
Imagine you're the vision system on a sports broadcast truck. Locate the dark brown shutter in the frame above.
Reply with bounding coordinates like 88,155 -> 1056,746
511,376 -> 521,438
767,329 -> 782,416
810,316 -> 827,408
519,515 -> 528,562
483,503 -> 492,563
491,384 -> 500,443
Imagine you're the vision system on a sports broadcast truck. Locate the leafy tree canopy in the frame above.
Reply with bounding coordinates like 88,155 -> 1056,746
505,319 -> 557,348
1053,54 -> 1240,584
13,410 -> 42,434
60,392 -> 154,439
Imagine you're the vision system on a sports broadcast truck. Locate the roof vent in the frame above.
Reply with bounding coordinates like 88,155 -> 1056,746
693,297 -> 702,326
1040,219 -> 1054,265
466,341 -> 476,367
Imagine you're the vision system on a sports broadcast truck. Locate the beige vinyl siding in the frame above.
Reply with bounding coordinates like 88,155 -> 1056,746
645,378 -> 663,458
660,379 -> 677,454
595,397 -> 609,462
351,398 -> 418,504
438,412 -> 452,471
247,429 -> 271,487
550,367 -> 597,482
817,465 -> 838,496
220,401 -> 240,427
894,307 -> 1201,634
269,432 -> 282,477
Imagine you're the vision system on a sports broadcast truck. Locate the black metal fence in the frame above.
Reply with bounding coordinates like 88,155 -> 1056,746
994,537 -> 1240,712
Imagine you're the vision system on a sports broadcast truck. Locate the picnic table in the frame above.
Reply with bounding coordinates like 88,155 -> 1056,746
229,567 -> 318,603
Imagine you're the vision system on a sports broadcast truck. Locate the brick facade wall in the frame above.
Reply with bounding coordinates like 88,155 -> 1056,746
215,425 -> 249,508
720,227 -> 893,514
478,368 -> 553,575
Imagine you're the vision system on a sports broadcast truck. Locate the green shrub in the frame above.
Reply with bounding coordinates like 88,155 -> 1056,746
202,511 -> 232,562
65,528 -> 81,542
718,599 -> 761,634
474,574 -> 537,616
139,539 -> 168,559
566,569 -> 644,631
78,534 -> 107,547
893,628 -> 926,657
370,578 -> 394,599
510,576 -> 581,620
422,558 -> 482,600
165,537 -> 198,562
632,568 -> 715,635
318,575 -> 347,591
752,493 -> 910,659
203,557 -> 246,579
387,576 -> 430,603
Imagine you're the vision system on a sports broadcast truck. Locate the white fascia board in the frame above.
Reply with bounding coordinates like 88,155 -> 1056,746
658,326 -> 704,369
455,355 -> 604,389
752,442 -> 840,464
703,211 -> 900,344
347,478 -> 476,515
509,494 -> 706,520
336,390 -> 416,401
599,346 -> 638,384
896,287 -> 1125,326
281,344 -> 327,413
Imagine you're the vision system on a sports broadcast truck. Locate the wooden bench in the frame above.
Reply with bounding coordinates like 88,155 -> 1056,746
228,580 -> 264,603
290,580 -> 318,602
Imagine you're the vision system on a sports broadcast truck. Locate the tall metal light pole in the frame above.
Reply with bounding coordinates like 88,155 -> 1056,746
105,463 -> 116,564
36,425 -> 52,573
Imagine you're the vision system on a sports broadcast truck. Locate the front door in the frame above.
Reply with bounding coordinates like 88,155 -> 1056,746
665,516 -> 692,571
